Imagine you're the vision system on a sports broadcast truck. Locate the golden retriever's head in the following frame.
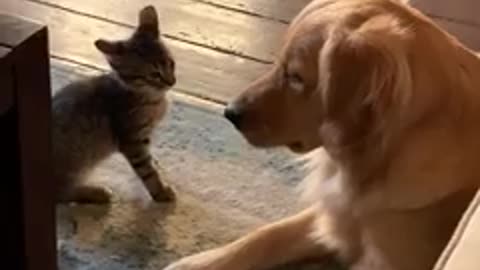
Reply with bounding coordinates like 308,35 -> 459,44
224,0 -> 452,154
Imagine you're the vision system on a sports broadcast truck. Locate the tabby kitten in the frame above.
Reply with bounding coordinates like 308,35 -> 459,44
52,6 -> 176,204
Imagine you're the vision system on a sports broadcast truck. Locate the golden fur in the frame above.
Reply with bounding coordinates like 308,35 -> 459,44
165,0 -> 480,269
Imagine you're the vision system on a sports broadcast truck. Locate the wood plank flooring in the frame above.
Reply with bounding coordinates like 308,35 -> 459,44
32,0 -> 288,62
0,0 -> 308,103
3,0 -> 480,102
190,0 -> 311,23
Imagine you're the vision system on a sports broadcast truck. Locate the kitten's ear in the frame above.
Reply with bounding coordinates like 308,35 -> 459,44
94,39 -> 124,55
138,5 -> 159,38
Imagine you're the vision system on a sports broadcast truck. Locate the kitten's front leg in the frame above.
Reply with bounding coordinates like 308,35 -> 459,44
120,144 -> 175,202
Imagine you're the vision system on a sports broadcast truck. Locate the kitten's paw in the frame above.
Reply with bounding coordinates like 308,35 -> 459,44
151,184 -> 176,202
68,185 -> 113,204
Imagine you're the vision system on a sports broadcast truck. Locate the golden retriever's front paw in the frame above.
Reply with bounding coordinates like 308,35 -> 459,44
163,261 -> 195,270
163,250 -> 235,270
164,258 -> 211,270
163,259 -> 204,270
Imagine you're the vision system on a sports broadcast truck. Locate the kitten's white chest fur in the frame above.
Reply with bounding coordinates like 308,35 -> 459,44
141,88 -> 168,121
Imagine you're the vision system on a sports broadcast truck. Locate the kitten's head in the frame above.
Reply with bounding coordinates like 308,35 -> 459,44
94,6 -> 176,91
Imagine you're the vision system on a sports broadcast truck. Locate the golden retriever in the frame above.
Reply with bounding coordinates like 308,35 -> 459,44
164,0 -> 480,269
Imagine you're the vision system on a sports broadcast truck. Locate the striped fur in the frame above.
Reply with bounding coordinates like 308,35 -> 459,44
52,6 -> 176,204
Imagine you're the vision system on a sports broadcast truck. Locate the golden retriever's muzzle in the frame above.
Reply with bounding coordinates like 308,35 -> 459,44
224,104 -> 243,129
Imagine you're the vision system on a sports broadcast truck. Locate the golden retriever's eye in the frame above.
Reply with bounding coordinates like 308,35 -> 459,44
287,72 -> 304,93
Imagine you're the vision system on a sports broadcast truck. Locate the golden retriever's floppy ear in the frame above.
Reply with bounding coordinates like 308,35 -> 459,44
319,25 -> 411,132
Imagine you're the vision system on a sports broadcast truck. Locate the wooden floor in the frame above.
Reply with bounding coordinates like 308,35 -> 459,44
0,0 -> 309,103
2,0 -> 480,104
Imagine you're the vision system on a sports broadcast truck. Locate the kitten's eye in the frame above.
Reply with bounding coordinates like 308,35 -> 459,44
122,74 -> 143,81
150,71 -> 162,78
286,72 -> 304,93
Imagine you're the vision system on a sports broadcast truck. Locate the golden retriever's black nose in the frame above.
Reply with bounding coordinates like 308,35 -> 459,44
224,105 -> 243,128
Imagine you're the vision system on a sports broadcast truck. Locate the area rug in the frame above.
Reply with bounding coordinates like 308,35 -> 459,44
52,60 -> 338,270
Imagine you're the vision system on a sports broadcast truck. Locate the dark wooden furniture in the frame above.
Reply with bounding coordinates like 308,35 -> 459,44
0,14 -> 56,270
